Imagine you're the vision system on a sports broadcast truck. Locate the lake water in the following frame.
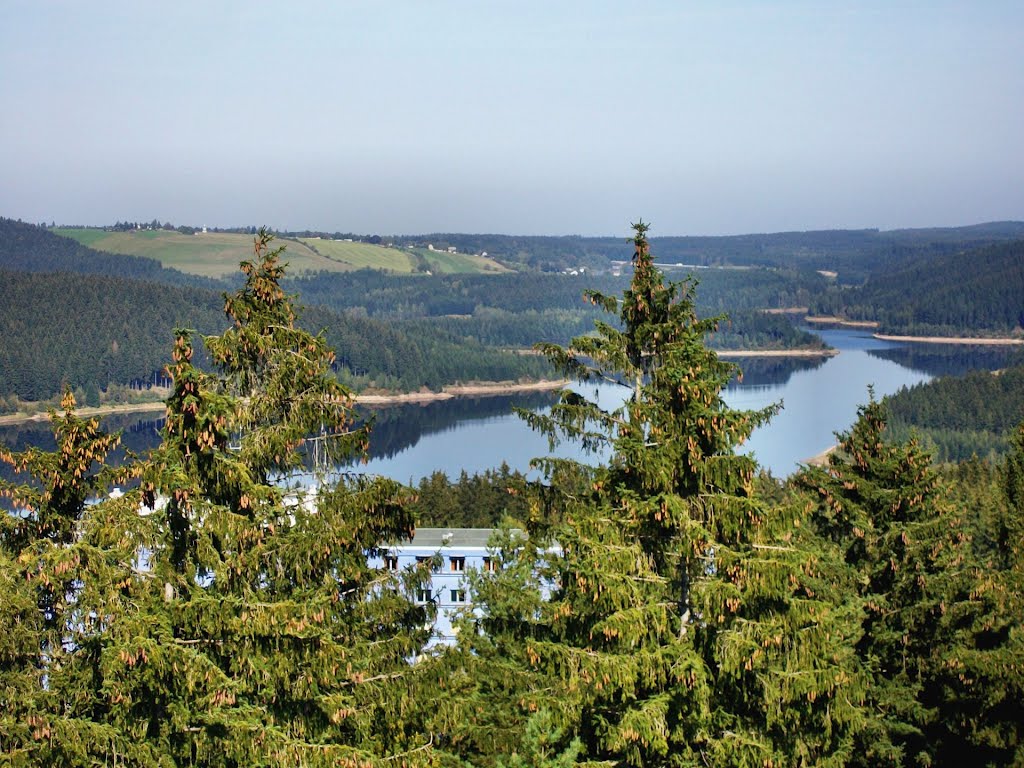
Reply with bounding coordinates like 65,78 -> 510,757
353,329 -> 1024,480
3,330 -> 1022,484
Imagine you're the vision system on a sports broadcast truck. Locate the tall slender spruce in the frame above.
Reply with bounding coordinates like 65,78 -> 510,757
454,222 -> 866,767
127,230 -> 436,766
799,396 -> 965,767
0,231 -> 437,767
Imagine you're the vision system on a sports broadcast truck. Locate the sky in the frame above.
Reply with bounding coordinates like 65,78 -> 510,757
1,1 -> 1022,236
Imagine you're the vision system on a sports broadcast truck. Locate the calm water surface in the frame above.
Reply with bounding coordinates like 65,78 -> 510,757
3,330 -> 1021,485
357,329 -> 1021,480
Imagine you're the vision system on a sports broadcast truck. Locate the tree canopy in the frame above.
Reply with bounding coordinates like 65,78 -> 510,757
2,224 -> 1022,767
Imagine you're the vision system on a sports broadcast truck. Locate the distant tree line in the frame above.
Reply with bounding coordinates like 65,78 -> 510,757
289,268 -> 831,350
885,364 -> 1024,461
383,222 -> 1024,275
409,466 -> 533,528
812,240 -> 1024,335
0,269 -> 551,410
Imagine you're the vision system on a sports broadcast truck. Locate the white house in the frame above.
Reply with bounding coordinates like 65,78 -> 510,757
370,528 -> 502,645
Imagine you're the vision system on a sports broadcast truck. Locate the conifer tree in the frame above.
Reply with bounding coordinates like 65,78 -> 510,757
453,222 -> 866,767
799,396 -> 964,766
0,392 -> 156,765
1,233 -> 440,766
927,425 -> 1024,765
118,229 -> 436,766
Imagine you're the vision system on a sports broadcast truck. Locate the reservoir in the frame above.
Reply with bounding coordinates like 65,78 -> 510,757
353,328 -> 1023,479
2,330 -> 1021,484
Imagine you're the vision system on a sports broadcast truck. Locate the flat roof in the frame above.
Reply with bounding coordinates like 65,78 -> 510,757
404,527 -> 498,548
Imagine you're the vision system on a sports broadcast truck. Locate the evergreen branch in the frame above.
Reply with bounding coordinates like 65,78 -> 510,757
381,733 -> 433,761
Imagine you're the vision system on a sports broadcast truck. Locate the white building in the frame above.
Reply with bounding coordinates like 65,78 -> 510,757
371,528 -> 560,647
370,528 -> 502,645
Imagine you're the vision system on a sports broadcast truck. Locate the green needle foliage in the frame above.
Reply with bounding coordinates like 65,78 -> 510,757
0,231 -> 436,767
926,426 -> 1024,765
454,222 -> 867,767
0,392 -> 156,765
799,395 -> 970,767
131,230 -> 435,766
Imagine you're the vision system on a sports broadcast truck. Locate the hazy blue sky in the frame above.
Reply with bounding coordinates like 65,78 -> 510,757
2,1 -> 1021,235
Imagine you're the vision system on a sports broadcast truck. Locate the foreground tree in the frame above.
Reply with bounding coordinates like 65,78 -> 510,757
799,396 -> 967,766
0,393 -> 154,764
1,231 -> 437,766
128,230 -> 435,766
925,426 -> 1024,765
449,222 -> 866,766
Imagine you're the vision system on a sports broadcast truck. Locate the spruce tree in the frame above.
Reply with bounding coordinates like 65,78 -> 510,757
799,396 -> 964,766
928,425 -> 1024,765
0,392 -> 157,765
0,231 -> 438,766
453,222 -> 866,767
122,229 -> 436,766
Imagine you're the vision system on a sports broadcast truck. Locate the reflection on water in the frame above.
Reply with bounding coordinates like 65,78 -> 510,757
726,356 -> 828,390
868,344 -> 1024,378
1,329 -> 1016,486
0,413 -> 166,488
358,392 -> 557,461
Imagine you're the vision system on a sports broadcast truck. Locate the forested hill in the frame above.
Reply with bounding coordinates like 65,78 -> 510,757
825,239 -> 1024,335
0,218 -> 226,290
885,365 -> 1024,461
389,221 -> 1024,276
0,269 -> 225,402
0,269 -> 551,408
288,267 -> 829,350
287,267 -> 828,318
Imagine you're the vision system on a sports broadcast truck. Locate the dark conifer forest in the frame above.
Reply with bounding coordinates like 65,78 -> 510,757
2,225 -> 1022,766
2,218 -> 1022,408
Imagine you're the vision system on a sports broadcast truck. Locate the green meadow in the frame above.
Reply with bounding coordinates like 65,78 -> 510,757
54,229 -> 509,277
412,247 -> 510,274
298,238 -> 416,273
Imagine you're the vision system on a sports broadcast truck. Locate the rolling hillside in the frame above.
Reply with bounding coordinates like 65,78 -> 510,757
53,228 -> 510,277
0,267 -> 552,407
1,218 -> 218,289
831,239 -> 1024,335
54,228 -> 348,278
404,246 -> 510,274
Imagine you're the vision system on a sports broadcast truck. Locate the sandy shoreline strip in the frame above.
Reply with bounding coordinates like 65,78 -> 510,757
0,380 -> 573,426
354,379 -> 569,405
0,400 -> 168,426
804,316 -> 879,328
873,334 -> 1024,346
716,348 -> 838,358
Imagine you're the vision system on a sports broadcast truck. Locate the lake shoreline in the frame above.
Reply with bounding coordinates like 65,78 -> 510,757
0,345 -> 842,426
873,334 -> 1024,346
804,316 -> 880,328
716,348 -> 838,358
355,379 -> 569,406
0,379 -> 572,426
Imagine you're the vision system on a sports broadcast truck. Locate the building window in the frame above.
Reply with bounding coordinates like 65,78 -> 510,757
416,588 -> 432,603
483,556 -> 497,572
449,556 -> 466,572
383,555 -> 398,571
416,556 -> 438,572
450,589 -> 466,603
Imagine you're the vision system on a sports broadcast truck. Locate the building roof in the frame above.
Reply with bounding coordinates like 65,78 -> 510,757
404,527 -> 499,548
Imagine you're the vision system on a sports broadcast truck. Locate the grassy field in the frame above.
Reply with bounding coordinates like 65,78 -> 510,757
298,238 -> 416,273
413,248 -> 510,274
54,229 -> 357,278
55,229 -> 513,277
